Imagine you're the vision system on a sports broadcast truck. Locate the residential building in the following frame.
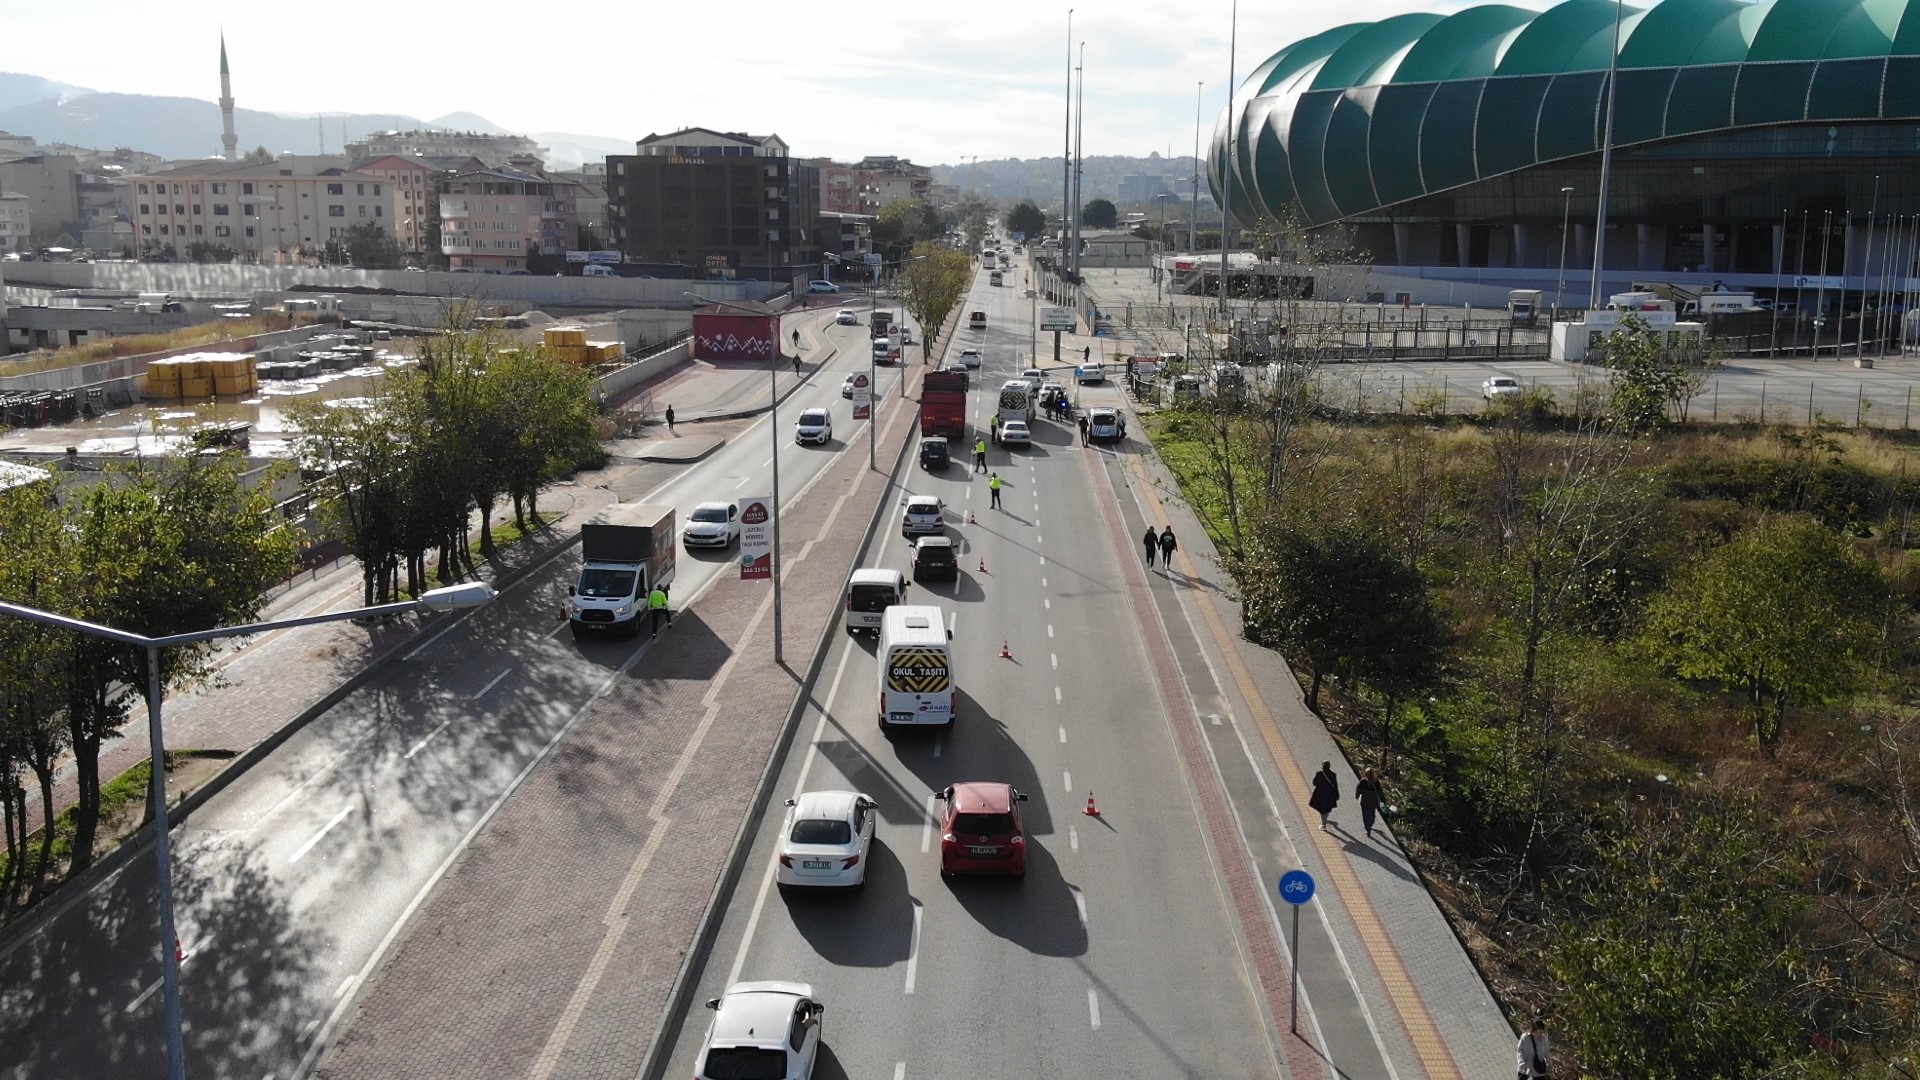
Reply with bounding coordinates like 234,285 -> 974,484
354,154 -> 441,257
0,154 -> 81,243
76,171 -> 132,255
438,163 -> 577,271
554,167 -> 610,250
799,155 -> 931,215
347,130 -> 547,169
607,128 -> 817,281
928,183 -> 961,207
128,160 -> 394,262
815,211 -> 874,279
0,132 -> 39,158
0,193 -> 31,253
1118,174 -> 1172,204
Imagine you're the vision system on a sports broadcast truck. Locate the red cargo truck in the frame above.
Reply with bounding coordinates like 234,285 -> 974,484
919,371 -> 968,441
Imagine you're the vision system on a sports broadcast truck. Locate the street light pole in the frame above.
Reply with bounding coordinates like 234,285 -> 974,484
1555,186 -> 1575,318
1588,0 -> 1625,309
0,581 -> 496,1080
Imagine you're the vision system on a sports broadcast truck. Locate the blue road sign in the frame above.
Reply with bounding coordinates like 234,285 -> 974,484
1279,869 -> 1315,905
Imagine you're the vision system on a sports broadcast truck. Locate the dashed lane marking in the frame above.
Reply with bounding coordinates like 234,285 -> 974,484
288,804 -> 353,864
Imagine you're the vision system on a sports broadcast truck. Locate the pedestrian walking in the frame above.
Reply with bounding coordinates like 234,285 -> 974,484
1309,761 -> 1339,831
1158,526 -> 1177,567
973,438 -> 988,473
1142,526 -> 1159,568
1516,1019 -> 1549,1080
990,414 -> 1001,445
791,328 -> 800,351
648,584 -> 671,637
665,405 -> 675,430
793,353 -> 802,375
989,472 -> 1002,508
1083,345 -> 1091,362
1077,414 -> 1089,444
1356,769 -> 1384,838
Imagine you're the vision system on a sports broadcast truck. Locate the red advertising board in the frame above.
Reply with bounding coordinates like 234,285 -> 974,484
691,310 -> 779,361
738,497 -> 773,579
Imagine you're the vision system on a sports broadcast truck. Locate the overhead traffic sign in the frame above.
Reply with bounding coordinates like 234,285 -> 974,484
1040,306 -> 1077,332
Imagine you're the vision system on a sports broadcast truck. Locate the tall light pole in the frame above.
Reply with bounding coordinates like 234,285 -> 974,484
1071,42 -> 1086,279
1555,186 -> 1575,317
0,581 -> 497,1080
1063,9 -> 1074,247
1220,0 -> 1239,316
1155,192 -> 1177,301
1587,0 -> 1625,309
1192,81 -> 1203,259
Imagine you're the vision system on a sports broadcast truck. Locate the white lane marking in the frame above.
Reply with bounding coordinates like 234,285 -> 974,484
922,794 -> 938,854
1050,653 -> 1058,670
904,901 -> 924,994
733,476 -> 749,489
400,616 -> 465,662
1047,624 -> 1054,639
1054,687 -> 1062,705
403,720 -> 452,760
1037,534 -> 1043,545
1059,726 -> 1067,743
288,804 -> 353,864
1072,886 -> 1088,928
725,648 -> 851,989
544,619 -> 569,639
1208,713 -> 1224,726
1039,556 -> 1046,566
300,1017 -> 324,1043
126,936 -> 206,1013
255,736 -> 364,826
335,975 -> 359,1000
948,611 -> 958,634
1063,770 -> 1073,792
761,457 -> 773,468
893,1066 -> 906,1080
1088,987 -> 1102,1029
1044,598 -> 1051,610
1070,825 -> 1080,852
1041,577 -> 1047,588
932,734 -> 942,759
965,486 -> 972,500
472,667 -> 512,700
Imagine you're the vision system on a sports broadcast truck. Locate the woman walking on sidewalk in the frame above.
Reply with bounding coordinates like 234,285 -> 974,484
1356,769 -> 1384,838
1309,761 -> 1340,831
1142,526 -> 1159,568
1516,1019 -> 1549,1080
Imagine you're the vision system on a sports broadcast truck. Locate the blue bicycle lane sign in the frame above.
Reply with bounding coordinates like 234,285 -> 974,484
1279,869 -> 1315,905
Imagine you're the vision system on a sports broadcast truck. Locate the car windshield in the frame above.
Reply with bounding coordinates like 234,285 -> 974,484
577,568 -> 636,599
702,1047 -> 788,1080
790,818 -> 853,845
800,410 -> 828,424
1492,378 -> 1517,387
953,812 -> 1015,835
918,545 -> 953,564
691,507 -> 729,523
908,501 -> 938,515
850,583 -> 898,612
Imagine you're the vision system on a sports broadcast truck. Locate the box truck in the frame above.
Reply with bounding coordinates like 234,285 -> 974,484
568,503 -> 677,639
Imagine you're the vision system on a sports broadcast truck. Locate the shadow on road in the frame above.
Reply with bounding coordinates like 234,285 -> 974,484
780,839 -> 913,967
941,839 -> 1087,958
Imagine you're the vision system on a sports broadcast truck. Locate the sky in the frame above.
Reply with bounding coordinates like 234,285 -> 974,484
11,0 -> 1528,167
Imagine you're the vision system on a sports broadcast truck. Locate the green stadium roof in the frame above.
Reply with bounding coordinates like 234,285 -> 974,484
1213,0 -> 1920,226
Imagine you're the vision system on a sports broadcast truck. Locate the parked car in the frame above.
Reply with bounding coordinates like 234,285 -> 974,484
695,982 -> 824,1080
912,535 -> 958,582
1482,375 -> 1522,401
835,308 -> 858,326
681,501 -> 740,549
999,419 -> 1031,446
902,494 -> 945,536
936,782 -> 1029,877
776,790 -> 876,890
957,349 -> 983,369
795,407 -> 833,445
808,280 -> 841,293
919,436 -> 951,470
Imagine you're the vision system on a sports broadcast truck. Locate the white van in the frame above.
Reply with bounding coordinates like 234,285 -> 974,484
996,380 -> 1034,426
845,568 -> 908,634
581,264 -> 617,277
879,605 -> 954,729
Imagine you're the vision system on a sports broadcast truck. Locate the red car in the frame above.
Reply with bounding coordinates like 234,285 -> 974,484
936,782 -> 1029,877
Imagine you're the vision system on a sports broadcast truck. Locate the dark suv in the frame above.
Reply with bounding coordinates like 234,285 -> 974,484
912,536 -> 957,582
918,436 -> 950,470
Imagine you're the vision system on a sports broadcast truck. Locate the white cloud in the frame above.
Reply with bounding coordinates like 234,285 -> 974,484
12,0 -> 1552,166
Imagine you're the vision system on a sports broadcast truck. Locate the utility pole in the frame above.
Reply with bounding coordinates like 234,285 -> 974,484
1072,42 -> 1085,278
1192,81 -> 1203,257
1063,9 -> 1074,247
1588,0 -> 1625,308
1219,0 -> 1237,315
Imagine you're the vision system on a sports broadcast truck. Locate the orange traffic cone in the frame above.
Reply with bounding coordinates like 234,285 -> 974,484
979,556 -> 987,573
967,509 -> 977,524
1000,639 -> 1013,659
1083,792 -> 1100,816
175,937 -> 186,962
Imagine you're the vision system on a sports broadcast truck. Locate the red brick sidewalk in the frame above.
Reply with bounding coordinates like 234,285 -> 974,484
314,337 -> 940,1079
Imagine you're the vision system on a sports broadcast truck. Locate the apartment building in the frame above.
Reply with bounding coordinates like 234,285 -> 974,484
607,128 -> 818,280
129,160 -> 392,262
553,167 -> 609,250
347,129 -> 546,169
0,193 -> 30,253
354,154 -> 441,256
0,154 -> 80,243
438,163 -> 576,271
800,155 -> 932,215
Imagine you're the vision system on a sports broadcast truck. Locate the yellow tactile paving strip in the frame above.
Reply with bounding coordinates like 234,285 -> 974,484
1125,452 -> 1464,1080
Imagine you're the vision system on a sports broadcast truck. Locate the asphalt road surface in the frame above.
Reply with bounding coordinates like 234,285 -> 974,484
660,267 -> 1287,1079
0,307 -> 915,1080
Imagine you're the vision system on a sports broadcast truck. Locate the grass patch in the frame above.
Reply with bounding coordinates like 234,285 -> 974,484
0,313 -> 313,374
2,754 -> 162,917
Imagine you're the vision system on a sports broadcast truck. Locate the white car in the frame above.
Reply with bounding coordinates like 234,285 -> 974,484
1482,375 -> 1523,400
1074,363 -> 1104,384
841,374 -> 858,398
902,494 -> 945,536
696,982 -> 824,1080
776,790 -> 877,889
808,280 -> 840,293
1000,419 -> 1032,446
957,349 -> 983,369
835,308 -> 858,326
795,407 -> 833,445
682,501 -> 740,549
900,327 -> 915,345
1020,368 -> 1045,391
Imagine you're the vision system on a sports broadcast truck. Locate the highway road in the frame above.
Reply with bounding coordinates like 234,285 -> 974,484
0,304 -> 918,1080
659,260 -> 1289,1079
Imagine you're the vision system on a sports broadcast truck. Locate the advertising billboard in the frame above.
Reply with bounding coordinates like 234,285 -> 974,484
691,310 -> 778,361
738,497 -> 772,579
850,371 -> 872,421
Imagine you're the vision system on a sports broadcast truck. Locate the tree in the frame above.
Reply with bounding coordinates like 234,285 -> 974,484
344,222 -> 402,269
0,484 -> 72,906
1081,198 -> 1117,228
1639,515 -> 1889,746
1005,200 -> 1046,240
898,243 -> 972,348
1549,800 -> 1805,1080
872,199 -> 944,264
1602,315 -> 1689,432
187,241 -> 238,264
242,145 -> 275,165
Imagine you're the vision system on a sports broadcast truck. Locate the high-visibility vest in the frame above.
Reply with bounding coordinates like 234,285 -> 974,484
990,475 -> 1001,490
647,589 -> 668,611
975,441 -> 987,455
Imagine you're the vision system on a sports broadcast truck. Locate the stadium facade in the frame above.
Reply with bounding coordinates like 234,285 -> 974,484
1210,0 -> 1920,293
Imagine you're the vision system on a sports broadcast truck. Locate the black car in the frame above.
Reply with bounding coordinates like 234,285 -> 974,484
919,436 -> 950,470
912,536 -> 958,581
